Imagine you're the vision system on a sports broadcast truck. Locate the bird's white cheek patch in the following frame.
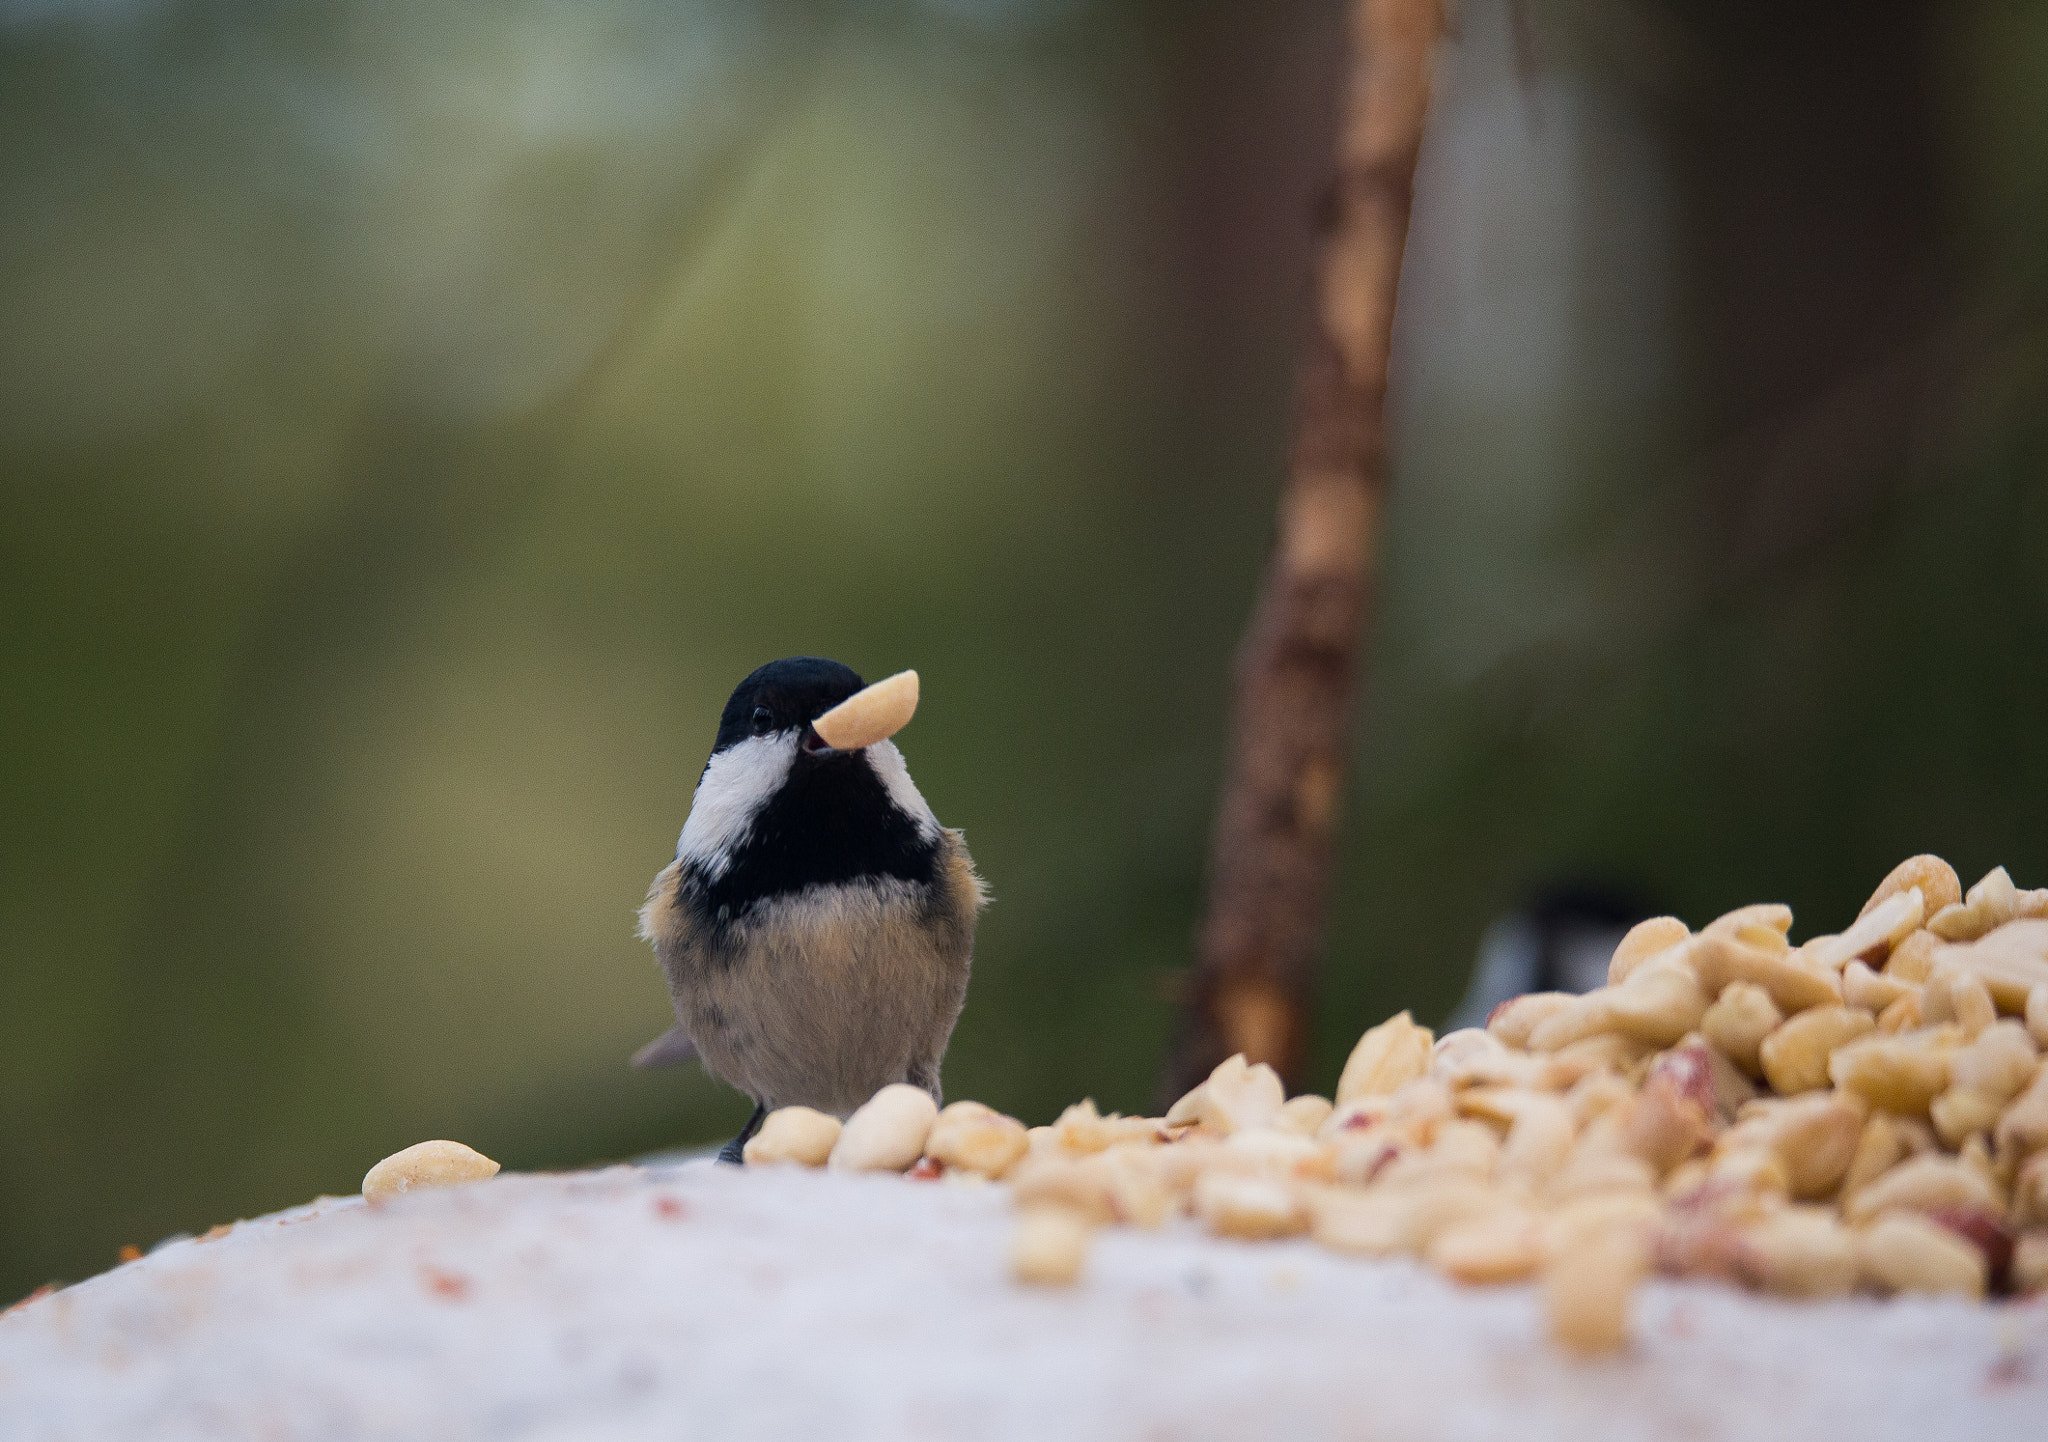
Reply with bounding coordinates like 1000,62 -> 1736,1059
678,733 -> 796,875
864,739 -> 941,843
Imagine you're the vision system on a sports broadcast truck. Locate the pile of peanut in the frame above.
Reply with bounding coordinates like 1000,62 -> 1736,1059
746,856 -> 2048,1353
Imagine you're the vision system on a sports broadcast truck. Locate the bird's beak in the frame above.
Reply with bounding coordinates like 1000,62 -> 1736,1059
810,670 -> 920,752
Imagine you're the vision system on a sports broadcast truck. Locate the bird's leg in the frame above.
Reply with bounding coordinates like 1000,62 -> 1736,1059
716,1102 -> 768,1166
906,1060 -> 943,1108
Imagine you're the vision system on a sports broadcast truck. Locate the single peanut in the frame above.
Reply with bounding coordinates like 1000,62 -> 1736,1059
1759,1005 -> 1875,1095
1615,1074 -> 1713,1177
1544,1231 -> 1645,1356
1930,1021 -> 2038,1148
2012,1231 -> 2048,1294
1499,1094 -> 1576,1191
1702,982 -> 1782,1077
1277,1094 -> 1335,1136
1740,1092 -> 1866,1200
1487,992 -> 1577,1049
1336,1012 -> 1435,1104
1047,1098 -> 1157,1154
1194,1172 -> 1307,1240
1840,1112 -> 1908,1200
810,669 -> 918,751
1607,964 -> 1711,1047
1922,966 -> 1997,1037
1886,930 -> 1939,982
1841,1153 -> 2004,1226
1856,1213 -> 1986,1297
1861,856 -> 1962,926
2013,1153 -> 2048,1230
1829,1032 -> 1954,1115
744,1107 -> 842,1167
1876,991 -> 1923,1033
1164,1053 -> 1287,1135
1815,887 -> 1925,970
1843,960 -> 1914,1014
1428,1208 -> 1544,1284
1736,1206 -> 1858,1299
362,1140 -> 500,1203
1995,1061 -> 2048,1159
1306,1188 -> 1407,1257
924,1101 -> 1028,1178
1608,917 -> 1690,986
829,1084 -> 938,1172
1703,903 -> 1794,948
1703,1143 -> 1792,1199
1010,1205 -> 1091,1285
2029,984 -> 2048,1048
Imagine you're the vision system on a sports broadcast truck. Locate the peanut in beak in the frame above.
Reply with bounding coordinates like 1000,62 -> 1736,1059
811,669 -> 919,751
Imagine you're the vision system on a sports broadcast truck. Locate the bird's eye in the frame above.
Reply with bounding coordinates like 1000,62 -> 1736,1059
750,705 -> 775,735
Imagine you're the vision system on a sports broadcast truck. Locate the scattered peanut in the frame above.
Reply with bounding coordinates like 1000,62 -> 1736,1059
362,1140 -> 500,1203
1934,922 -> 2048,1014
1815,886 -> 1924,970
1923,966 -> 1998,1037
731,856 -> 2048,1356
1929,1021 -> 2038,1148
1693,932 -> 1840,1015
1842,960 -> 1914,1014
1277,1094 -> 1335,1136
1336,1011 -> 1434,1103
1165,1053 -> 1287,1134
1010,1205 -> 1091,1285
1428,1208 -> 1544,1284
1841,1153 -> 2003,1226
2013,1231 -> 2048,1294
1702,982 -> 1783,1077
1886,929 -> 1939,982
1736,1206 -> 1858,1299
1857,1212 -> 1986,1297
1195,1172 -> 1307,1240
924,1101 -> 1028,1178
1760,1006 -> 1876,1095
1862,856 -> 1962,927
1487,992 -> 1577,1049
2012,1153 -> 2048,1230
744,1107 -> 842,1167
1607,916 -> 1690,986
1994,1061 -> 2048,1159
1544,1231 -> 1646,1356
1829,1032 -> 1954,1116
1928,866 -> 2048,943
828,1084 -> 938,1172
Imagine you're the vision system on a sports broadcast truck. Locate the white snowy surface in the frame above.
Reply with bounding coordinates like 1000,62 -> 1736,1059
1,1162 -> 2043,1442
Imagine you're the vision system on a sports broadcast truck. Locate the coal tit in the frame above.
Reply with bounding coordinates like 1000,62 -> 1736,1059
635,658 -> 985,1164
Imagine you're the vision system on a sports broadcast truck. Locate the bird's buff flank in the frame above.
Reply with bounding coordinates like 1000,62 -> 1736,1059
635,659 -> 986,1163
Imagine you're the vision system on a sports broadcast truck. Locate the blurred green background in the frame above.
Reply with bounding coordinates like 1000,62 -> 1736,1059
3,0 -> 2044,1299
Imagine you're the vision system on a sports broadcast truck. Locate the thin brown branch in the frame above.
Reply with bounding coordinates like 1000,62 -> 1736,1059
1161,0 -> 1442,1102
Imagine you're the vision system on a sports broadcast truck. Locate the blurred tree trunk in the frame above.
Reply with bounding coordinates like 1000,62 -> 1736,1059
1162,0 -> 1440,1102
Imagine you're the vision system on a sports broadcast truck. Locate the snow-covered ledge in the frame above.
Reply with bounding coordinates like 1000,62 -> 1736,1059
2,1163 -> 2041,1440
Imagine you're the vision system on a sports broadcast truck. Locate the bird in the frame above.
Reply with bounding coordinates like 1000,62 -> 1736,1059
1442,882 -> 1651,1032
633,657 -> 986,1164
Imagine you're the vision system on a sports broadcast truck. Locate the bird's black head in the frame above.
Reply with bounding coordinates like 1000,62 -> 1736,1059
678,657 -> 940,920
711,656 -> 865,758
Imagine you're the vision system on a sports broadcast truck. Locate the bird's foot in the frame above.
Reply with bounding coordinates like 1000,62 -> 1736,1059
716,1101 -> 769,1167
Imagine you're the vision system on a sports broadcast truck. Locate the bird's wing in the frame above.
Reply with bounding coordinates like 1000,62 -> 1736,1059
630,1025 -> 698,1069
